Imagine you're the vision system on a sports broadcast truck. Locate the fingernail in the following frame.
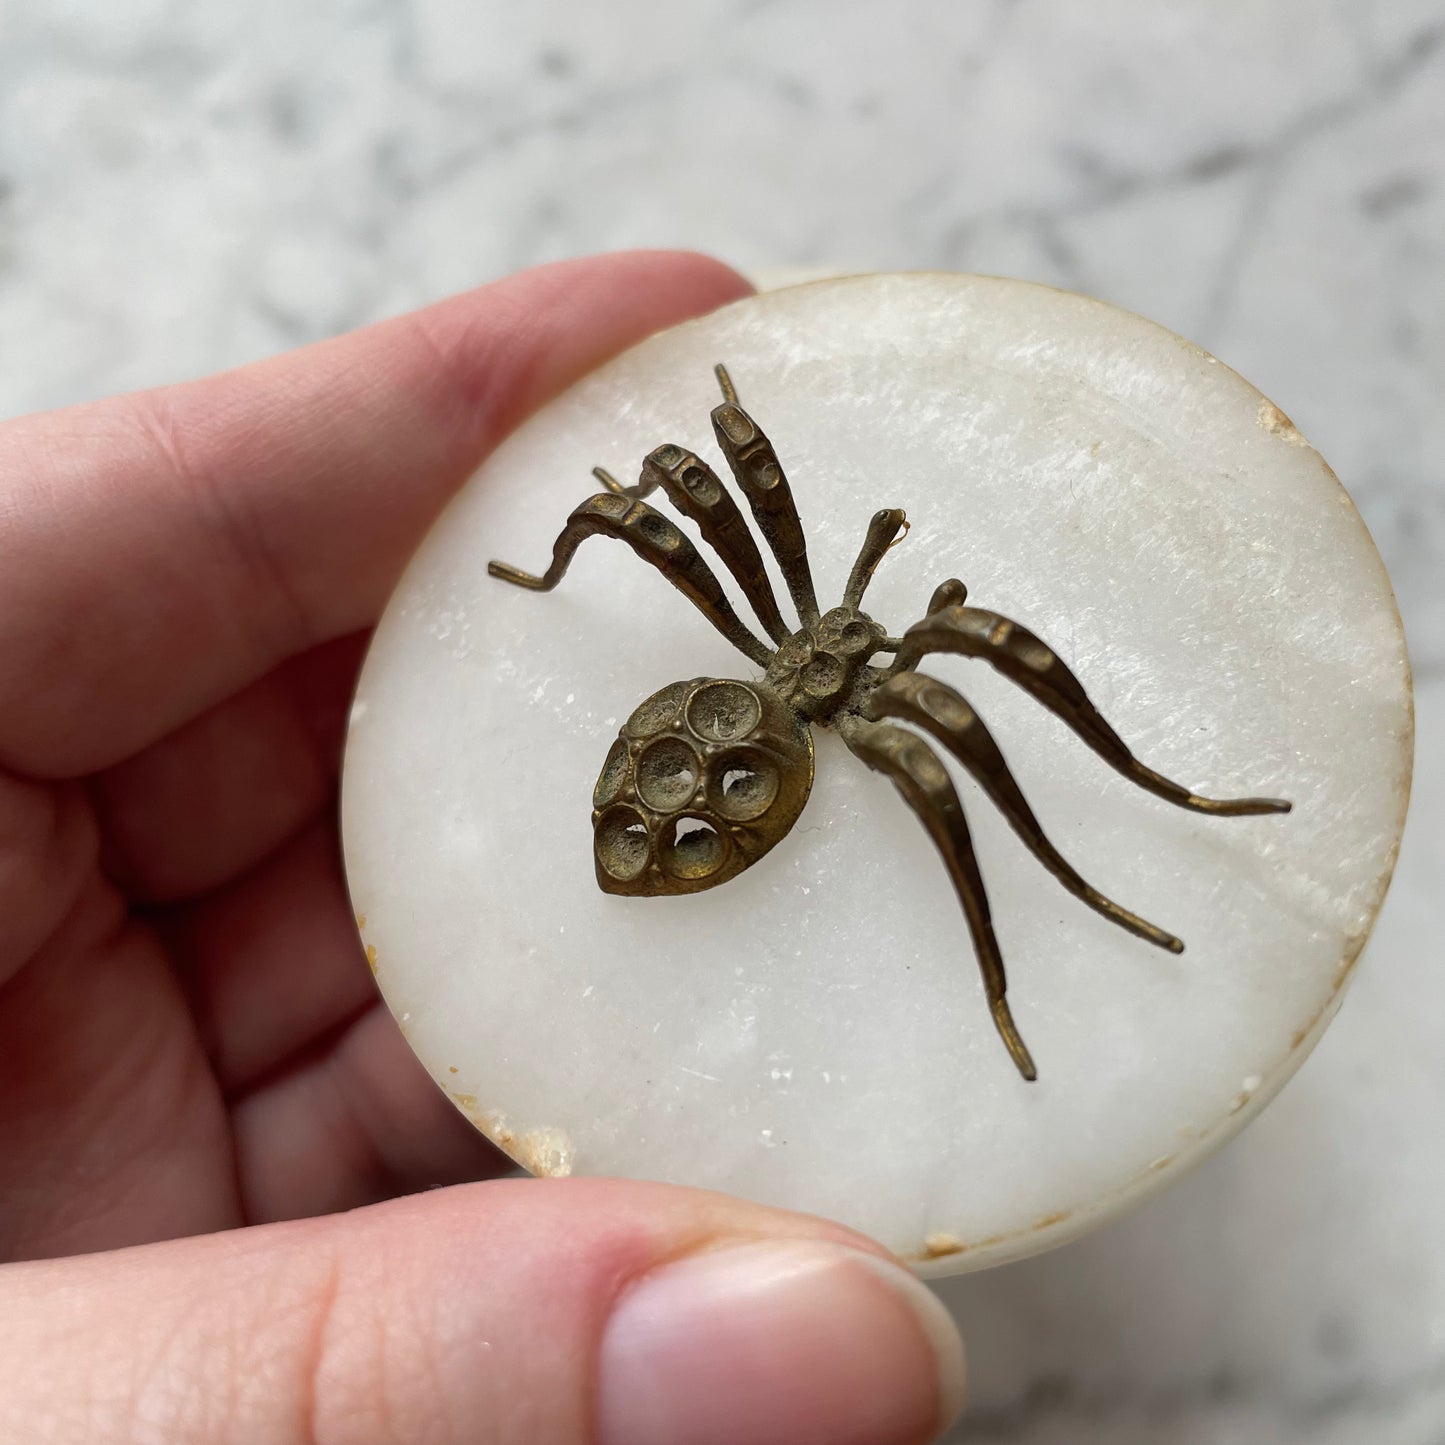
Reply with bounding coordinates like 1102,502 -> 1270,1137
596,1239 -> 966,1445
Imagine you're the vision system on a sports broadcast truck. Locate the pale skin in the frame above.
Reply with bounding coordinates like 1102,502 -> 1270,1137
0,252 -> 965,1445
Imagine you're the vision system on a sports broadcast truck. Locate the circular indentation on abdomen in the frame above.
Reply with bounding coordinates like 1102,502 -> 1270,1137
661,816 -> 727,880
711,749 -> 781,822
687,680 -> 762,742
594,806 -> 651,881
625,681 -> 689,738
635,736 -> 701,811
593,738 -> 630,809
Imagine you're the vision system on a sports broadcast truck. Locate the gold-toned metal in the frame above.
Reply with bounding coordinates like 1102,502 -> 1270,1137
632,445 -> 790,645
891,607 -> 1292,816
593,677 -> 814,896
714,362 -> 739,405
837,712 -> 1039,1081
489,366 -> 1292,1079
844,508 -> 908,610
868,672 -> 1184,953
709,367 -> 821,626
486,492 -> 773,670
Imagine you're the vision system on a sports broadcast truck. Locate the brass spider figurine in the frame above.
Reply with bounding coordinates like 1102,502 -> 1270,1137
489,366 -> 1290,1080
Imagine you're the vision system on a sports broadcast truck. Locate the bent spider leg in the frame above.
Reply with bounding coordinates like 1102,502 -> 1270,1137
630,445 -> 791,645
869,671 -> 1183,953
843,508 -> 909,611
595,445 -> 789,643
838,713 -> 1038,1081
487,493 -> 774,668
861,577 -> 963,655
714,362 -> 740,405
892,606 -> 1293,817
591,465 -> 635,497
926,578 -> 968,616
710,363 -> 822,628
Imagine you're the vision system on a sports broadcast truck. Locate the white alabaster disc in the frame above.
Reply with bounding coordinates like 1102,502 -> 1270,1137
342,274 -> 1411,1274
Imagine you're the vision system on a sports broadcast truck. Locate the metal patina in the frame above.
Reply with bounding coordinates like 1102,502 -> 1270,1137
489,366 -> 1291,1080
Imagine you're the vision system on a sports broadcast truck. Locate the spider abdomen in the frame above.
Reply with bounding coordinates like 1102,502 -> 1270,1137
591,677 -> 813,897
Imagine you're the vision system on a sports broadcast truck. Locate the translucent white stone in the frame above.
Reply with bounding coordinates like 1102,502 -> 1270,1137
341,274 -> 1411,1274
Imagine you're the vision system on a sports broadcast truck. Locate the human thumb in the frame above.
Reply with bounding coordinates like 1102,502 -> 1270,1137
0,1176 -> 965,1445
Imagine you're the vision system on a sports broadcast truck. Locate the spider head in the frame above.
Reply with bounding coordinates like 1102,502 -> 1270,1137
590,677 -> 814,896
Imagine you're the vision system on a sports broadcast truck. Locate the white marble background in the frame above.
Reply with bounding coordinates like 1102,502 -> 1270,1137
2,2 -> 1441,1440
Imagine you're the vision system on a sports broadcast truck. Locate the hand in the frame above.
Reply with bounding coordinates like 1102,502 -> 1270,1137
0,252 -> 965,1445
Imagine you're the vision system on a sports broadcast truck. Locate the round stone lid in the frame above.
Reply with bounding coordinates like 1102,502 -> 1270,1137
341,273 -> 1412,1274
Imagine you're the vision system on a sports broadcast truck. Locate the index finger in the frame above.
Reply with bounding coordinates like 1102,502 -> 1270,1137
0,251 -> 752,777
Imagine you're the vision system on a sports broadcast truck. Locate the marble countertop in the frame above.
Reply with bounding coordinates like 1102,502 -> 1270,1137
2,2 -> 1441,1440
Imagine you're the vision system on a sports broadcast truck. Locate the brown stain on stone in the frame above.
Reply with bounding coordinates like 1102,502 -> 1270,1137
1257,399 -> 1309,446
448,1065 -> 459,1074
910,1207 -> 1075,1264
1032,1209 -> 1072,1230
451,1102 -> 576,1180
355,912 -> 367,931
919,1232 -> 968,1260
365,944 -> 378,975
510,1127 -> 575,1178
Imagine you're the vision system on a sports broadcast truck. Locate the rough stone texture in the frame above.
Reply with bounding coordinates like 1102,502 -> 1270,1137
341,273 -> 1411,1273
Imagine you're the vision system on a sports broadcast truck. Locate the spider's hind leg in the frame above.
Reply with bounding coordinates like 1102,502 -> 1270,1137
839,713 -> 1038,1081
870,671 -> 1183,953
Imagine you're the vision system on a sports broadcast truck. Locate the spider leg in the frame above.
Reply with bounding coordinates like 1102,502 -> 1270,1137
892,606 -> 1292,817
710,364 -> 822,628
852,577 -> 962,651
926,578 -> 968,615
591,465 -> 631,496
870,671 -> 1183,953
843,509 -> 909,610
594,439 -> 791,644
630,445 -> 791,644
488,493 -> 774,668
838,713 -> 1038,1081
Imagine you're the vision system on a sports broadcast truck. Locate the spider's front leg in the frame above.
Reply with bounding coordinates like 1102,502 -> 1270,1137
594,449 -> 790,646
488,492 -> 774,669
710,365 -> 822,627
837,713 -> 1037,1081
893,606 -> 1292,816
